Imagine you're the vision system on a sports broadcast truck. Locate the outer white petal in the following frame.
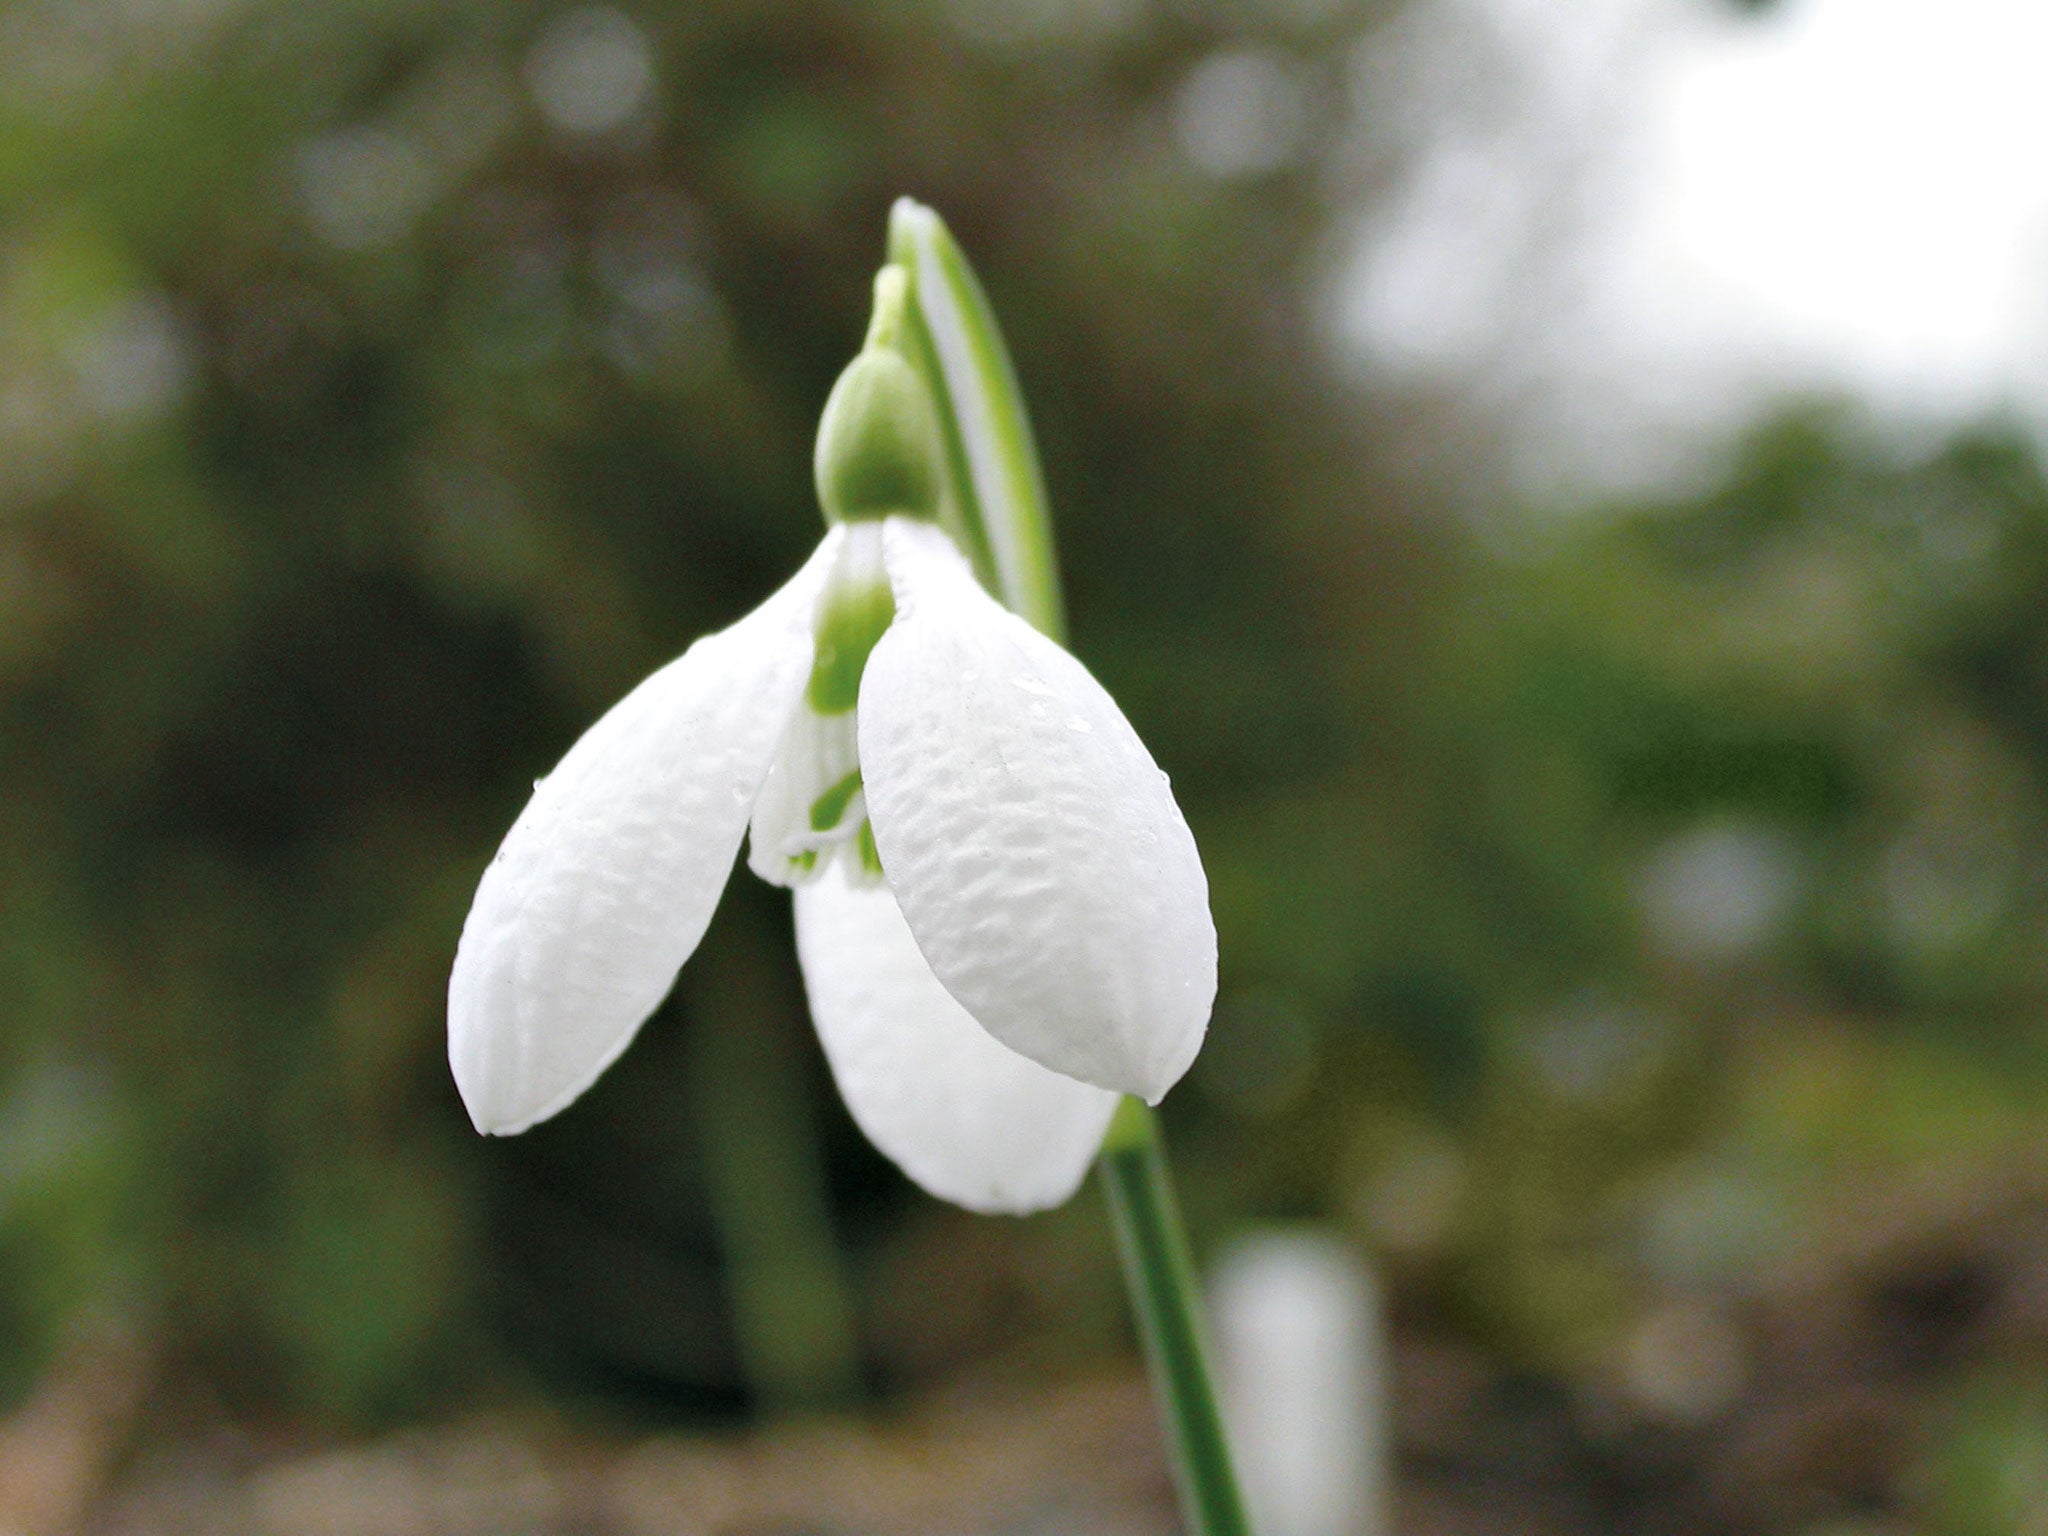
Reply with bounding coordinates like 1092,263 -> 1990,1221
858,518 -> 1217,1102
449,530 -> 843,1134
794,859 -> 1118,1214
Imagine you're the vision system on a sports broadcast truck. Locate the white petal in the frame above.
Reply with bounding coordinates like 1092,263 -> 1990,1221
794,859 -> 1118,1214
449,531 -> 843,1134
858,518 -> 1217,1101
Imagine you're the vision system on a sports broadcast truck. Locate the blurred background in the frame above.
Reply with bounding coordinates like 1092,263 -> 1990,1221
6,0 -> 2048,1531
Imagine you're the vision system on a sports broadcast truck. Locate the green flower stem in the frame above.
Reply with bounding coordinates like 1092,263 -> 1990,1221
887,200 -> 1252,1535
1099,1099 -> 1254,1536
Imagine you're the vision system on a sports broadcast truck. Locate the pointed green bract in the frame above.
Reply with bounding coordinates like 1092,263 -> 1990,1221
886,285 -> 1001,591
887,199 -> 1067,643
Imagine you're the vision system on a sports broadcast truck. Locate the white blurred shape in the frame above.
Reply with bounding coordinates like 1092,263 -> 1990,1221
1642,1166 -> 1783,1286
1346,134 -> 1533,372
1622,1299 -> 1748,1424
1623,0 -> 2048,415
64,295 -> 190,421
1174,48 -> 1306,179
590,207 -> 730,381
1637,820 -> 1799,962
1341,0 -> 2048,492
1523,996 -> 1667,1104
296,127 -> 434,251
1212,1232 -> 1386,1536
526,7 -> 654,136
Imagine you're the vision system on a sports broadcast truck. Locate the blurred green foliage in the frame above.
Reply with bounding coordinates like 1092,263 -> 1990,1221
6,4 -> 2048,1525
0,0 -> 1413,1423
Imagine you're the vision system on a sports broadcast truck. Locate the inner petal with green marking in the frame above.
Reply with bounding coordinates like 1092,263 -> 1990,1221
747,523 -> 893,888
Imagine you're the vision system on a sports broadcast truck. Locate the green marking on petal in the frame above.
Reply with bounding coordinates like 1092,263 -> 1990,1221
856,820 -> 882,877
809,769 -> 864,832
805,568 -> 895,715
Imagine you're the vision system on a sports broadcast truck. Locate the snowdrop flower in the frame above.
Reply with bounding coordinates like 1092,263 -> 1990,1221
448,271 -> 1216,1213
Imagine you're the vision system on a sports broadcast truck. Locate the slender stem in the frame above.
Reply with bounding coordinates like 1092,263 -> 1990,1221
1098,1099 -> 1254,1536
888,201 -> 1252,1534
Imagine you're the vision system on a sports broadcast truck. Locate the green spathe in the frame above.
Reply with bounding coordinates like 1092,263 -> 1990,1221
814,270 -> 945,526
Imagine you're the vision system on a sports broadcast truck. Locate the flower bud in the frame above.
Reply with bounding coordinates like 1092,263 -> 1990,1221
815,274 -> 945,525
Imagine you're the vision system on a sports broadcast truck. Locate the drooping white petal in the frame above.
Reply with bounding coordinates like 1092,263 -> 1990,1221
858,518 -> 1217,1102
794,859 -> 1118,1214
449,530 -> 843,1134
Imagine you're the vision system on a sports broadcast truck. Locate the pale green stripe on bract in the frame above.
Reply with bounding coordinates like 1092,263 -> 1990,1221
887,199 -> 1067,644
883,244 -> 1000,603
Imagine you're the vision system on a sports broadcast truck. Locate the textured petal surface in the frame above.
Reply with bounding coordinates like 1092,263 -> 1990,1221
795,860 -> 1117,1214
859,518 -> 1217,1101
449,531 -> 842,1133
